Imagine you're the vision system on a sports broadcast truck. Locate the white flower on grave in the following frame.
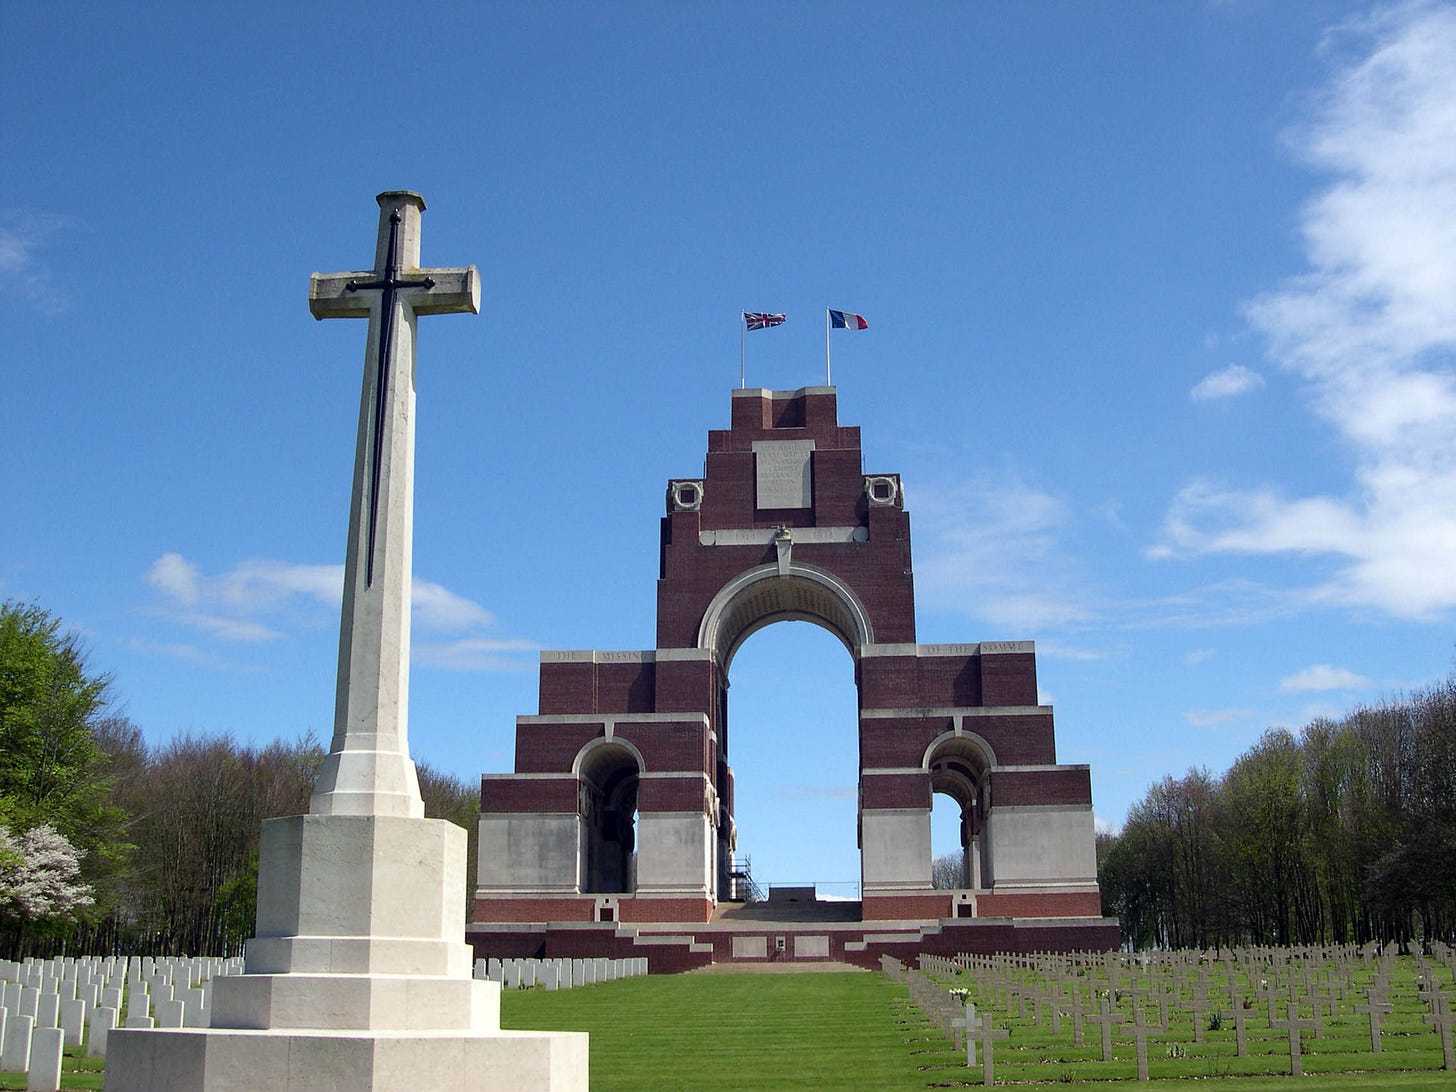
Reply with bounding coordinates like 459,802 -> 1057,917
0,823 -> 94,919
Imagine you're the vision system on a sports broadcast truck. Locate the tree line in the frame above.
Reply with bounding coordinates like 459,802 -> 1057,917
1098,674 -> 1456,950
0,600 -> 478,959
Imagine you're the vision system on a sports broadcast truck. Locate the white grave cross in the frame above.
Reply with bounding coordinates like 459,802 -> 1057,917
307,191 -> 480,817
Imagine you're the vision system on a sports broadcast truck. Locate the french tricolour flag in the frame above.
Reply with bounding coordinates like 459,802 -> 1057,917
828,309 -> 868,330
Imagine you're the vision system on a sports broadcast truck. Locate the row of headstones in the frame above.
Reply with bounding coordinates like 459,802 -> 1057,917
950,942 -> 1404,1035
474,956 -> 648,990
0,954 -> 243,1090
934,944 -> 1455,1081
884,958 -> 1003,1086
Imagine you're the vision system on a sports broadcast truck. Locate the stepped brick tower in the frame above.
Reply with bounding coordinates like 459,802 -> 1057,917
473,387 -> 1118,966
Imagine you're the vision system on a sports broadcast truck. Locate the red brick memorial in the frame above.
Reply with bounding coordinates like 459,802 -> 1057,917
471,387 -> 1120,969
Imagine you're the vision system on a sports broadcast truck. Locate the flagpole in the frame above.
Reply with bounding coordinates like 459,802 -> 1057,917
740,313 -> 745,389
825,308 -> 831,387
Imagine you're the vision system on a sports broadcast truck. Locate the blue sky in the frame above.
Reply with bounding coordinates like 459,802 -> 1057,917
5,2 -> 1455,893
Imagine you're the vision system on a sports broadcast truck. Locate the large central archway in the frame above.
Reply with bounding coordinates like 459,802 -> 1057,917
477,386 -> 1105,932
697,563 -> 875,669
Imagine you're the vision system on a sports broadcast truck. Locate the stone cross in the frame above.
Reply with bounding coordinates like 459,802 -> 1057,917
1220,991 -> 1251,1058
1425,994 -> 1456,1071
950,1002 -> 975,1067
1354,993 -> 1392,1053
1069,981 -> 1087,1047
1270,1001 -> 1318,1078
970,1008 -> 1008,1086
1129,1005 -> 1157,1082
307,191 -> 479,818
1086,997 -> 1126,1063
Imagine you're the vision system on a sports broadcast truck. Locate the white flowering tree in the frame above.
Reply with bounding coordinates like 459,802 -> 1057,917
0,823 -> 94,920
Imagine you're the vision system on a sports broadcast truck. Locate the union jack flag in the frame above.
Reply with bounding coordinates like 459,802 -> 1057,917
743,312 -> 787,330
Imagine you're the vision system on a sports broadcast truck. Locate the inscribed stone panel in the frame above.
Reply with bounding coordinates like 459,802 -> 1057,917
793,935 -> 830,958
752,440 -> 815,509
731,936 -> 767,959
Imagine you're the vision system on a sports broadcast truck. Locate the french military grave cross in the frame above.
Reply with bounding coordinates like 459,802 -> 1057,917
307,191 -> 479,818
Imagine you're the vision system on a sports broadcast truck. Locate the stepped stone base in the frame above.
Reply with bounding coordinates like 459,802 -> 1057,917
105,813 -> 589,1090
104,1025 -> 588,1092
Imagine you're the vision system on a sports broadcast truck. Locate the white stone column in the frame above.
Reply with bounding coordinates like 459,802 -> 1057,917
307,191 -> 479,819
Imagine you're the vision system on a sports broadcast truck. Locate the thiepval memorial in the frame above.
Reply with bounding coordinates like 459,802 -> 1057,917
472,385 -> 1121,969
105,193 -> 588,1090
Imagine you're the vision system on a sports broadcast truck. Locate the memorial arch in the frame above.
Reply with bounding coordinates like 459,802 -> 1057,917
475,386 -> 1108,940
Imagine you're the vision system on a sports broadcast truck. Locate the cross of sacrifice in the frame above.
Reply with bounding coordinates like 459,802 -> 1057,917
1270,1001 -> 1318,1078
306,191 -> 479,819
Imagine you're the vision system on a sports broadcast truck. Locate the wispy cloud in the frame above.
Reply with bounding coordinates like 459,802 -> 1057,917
1190,364 -> 1265,402
1183,708 -> 1255,728
1184,648 -> 1215,666
913,471 -> 1095,631
0,212 -> 79,313
144,552 -> 534,670
1035,642 -> 1105,662
414,636 -> 538,672
1153,2 -> 1456,621
1280,663 -> 1371,691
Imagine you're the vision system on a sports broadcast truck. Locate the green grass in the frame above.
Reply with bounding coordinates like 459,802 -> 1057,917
0,1044 -> 104,1090
502,971 -> 939,1090
500,969 -> 1456,1090
4,964 -> 1449,1089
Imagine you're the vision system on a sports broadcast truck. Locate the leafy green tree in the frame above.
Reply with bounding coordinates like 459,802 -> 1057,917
417,759 -> 481,916
0,601 -> 131,954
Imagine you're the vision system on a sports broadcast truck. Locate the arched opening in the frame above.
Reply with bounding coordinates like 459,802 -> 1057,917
926,735 -> 991,890
718,620 -> 860,899
577,741 -> 641,894
930,794 -> 967,889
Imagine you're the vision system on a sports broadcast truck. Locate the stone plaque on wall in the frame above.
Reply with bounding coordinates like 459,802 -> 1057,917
752,440 -> 815,509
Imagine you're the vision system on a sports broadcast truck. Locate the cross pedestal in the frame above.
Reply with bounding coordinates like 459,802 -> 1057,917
104,193 -> 588,1091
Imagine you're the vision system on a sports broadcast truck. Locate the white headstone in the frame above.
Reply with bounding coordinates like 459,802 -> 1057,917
26,1025 -> 63,1092
1,1013 -> 33,1073
58,998 -> 85,1046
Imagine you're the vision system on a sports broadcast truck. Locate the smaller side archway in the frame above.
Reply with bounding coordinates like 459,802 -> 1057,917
924,733 -> 994,890
574,739 -> 643,894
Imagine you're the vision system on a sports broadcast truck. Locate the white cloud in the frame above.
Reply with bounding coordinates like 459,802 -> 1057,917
147,553 -> 200,606
144,553 -> 526,670
1184,648 -> 1214,665
1093,814 -> 1119,837
913,471 -> 1094,631
412,579 -> 495,632
1183,708 -> 1254,727
1190,364 -> 1265,401
1154,2 -> 1456,621
0,212 -> 78,312
1280,663 -> 1371,691
414,636 -> 538,672
1035,642 -> 1105,662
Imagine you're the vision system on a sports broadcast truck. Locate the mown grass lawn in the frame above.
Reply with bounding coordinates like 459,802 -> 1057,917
502,971 -> 937,1090
4,970 -> 1449,1089
501,970 -> 1456,1091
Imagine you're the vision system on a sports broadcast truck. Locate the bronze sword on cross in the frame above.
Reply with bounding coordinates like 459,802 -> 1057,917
306,192 -> 478,818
